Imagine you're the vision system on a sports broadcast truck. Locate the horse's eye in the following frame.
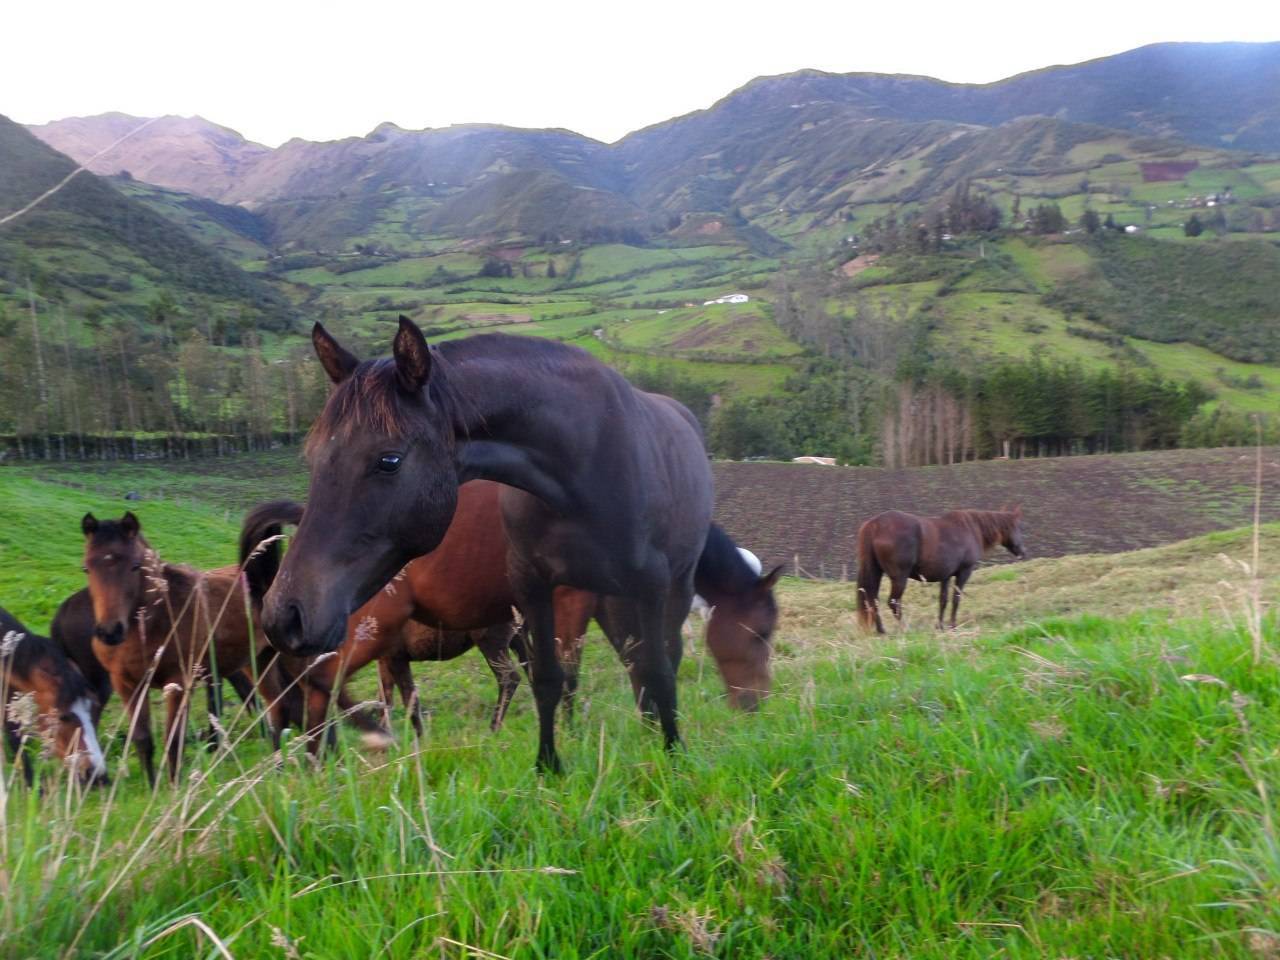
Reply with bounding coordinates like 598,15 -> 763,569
376,454 -> 403,474
131,563 -> 142,571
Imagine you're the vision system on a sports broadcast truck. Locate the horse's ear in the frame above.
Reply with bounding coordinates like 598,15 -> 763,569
81,513 -> 98,537
312,322 -> 359,384
121,512 -> 140,538
392,315 -> 431,395
758,565 -> 784,590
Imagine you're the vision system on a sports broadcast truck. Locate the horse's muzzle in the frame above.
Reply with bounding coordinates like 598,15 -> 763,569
263,600 -> 346,657
94,622 -> 125,646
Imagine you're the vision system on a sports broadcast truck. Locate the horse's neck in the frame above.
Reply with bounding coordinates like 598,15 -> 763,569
446,347 -> 618,514
137,564 -> 203,636
968,511 -> 1007,551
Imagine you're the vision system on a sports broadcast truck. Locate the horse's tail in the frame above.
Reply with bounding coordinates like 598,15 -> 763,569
239,500 -> 305,604
856,520 -> 881,630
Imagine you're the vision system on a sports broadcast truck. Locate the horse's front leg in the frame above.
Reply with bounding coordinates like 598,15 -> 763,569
120,681 -> 156,787
4,712 -> 33,787
937,577 -> 950,630
163,682 -> 190,782
632,592 -> 682,751
514,581 -> 565,773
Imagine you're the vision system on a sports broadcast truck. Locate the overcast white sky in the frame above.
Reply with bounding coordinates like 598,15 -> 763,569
6,0 -> 1278,145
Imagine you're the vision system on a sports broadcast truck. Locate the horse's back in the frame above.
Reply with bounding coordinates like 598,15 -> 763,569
503,387 -> 711,594
0,605 -> 25,637
408,480 -> 517,629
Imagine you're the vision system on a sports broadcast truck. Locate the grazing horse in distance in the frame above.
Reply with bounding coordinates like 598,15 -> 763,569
856,507 -> 1026,633
2,606 -> 107,786
262,317 -> 714,772
81,511 -> 287,784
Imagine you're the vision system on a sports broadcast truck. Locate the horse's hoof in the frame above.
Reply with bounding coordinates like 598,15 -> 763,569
536,752 -> 563,775
359,730 -> 395,752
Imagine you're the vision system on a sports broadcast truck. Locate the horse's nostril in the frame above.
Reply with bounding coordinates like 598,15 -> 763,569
275,601 -> 306,651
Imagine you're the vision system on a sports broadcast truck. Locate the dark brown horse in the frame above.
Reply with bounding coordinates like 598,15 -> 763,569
262,319 -> 715,771
2,606 -> 107,785
856,507 -> 1025,633
81,511 -> 287,784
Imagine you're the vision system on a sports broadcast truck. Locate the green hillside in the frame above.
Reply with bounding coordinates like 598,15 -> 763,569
0,115 -> 291,330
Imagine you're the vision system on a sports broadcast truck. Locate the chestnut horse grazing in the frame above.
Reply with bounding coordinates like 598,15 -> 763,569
2,606 -> 107,785
81,511 -> 286,784
245,481 -> 779,749
262,318 -> 714,771
856,508 -> 1026,633
241,492 -> 527,753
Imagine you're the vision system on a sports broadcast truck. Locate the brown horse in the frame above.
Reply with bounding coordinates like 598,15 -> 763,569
245,481 -> 779,748
2,606 -> 107,785
51,587 -> 282,740
81,511 -> 286,784
856,507 -> 1026,633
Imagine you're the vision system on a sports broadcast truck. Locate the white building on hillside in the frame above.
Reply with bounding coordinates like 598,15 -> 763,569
702,293 -> 750,306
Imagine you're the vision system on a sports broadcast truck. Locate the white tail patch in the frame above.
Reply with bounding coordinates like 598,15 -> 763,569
69,698 -> 107,779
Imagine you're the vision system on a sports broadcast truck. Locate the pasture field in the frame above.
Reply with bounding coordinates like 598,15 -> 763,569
11,444 -> 1280,582
3,454 -> 1280,956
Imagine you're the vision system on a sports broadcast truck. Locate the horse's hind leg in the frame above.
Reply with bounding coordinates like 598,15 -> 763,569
888,577 -> 909,629
201,674 -> 224,749
373,659 -> 395,730
554,589 -> 594,723
479,625 -> 521,732
385,654 -> 422,737
951,566 -> 974,629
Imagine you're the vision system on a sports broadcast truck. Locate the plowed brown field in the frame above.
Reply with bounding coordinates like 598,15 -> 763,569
713,447 -> 1280,576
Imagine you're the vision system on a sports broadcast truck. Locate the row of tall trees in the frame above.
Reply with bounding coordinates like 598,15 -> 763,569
0,300 -> 330,459
879,359 -> 1213,467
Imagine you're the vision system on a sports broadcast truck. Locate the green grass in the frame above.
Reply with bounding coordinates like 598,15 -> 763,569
7,460 -> 1280,956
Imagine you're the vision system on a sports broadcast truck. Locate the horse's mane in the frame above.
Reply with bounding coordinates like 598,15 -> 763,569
305,334 -> 618,456
1,608 -> 90,710
695,524 -> 761,597
949,509 -> 1018,550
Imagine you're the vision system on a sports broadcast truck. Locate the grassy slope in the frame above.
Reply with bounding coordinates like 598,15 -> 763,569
4,464 -> 1280,957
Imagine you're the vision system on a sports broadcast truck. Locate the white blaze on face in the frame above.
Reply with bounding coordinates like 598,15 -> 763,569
737,547 -> 762,577
69,697 -> 107,780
